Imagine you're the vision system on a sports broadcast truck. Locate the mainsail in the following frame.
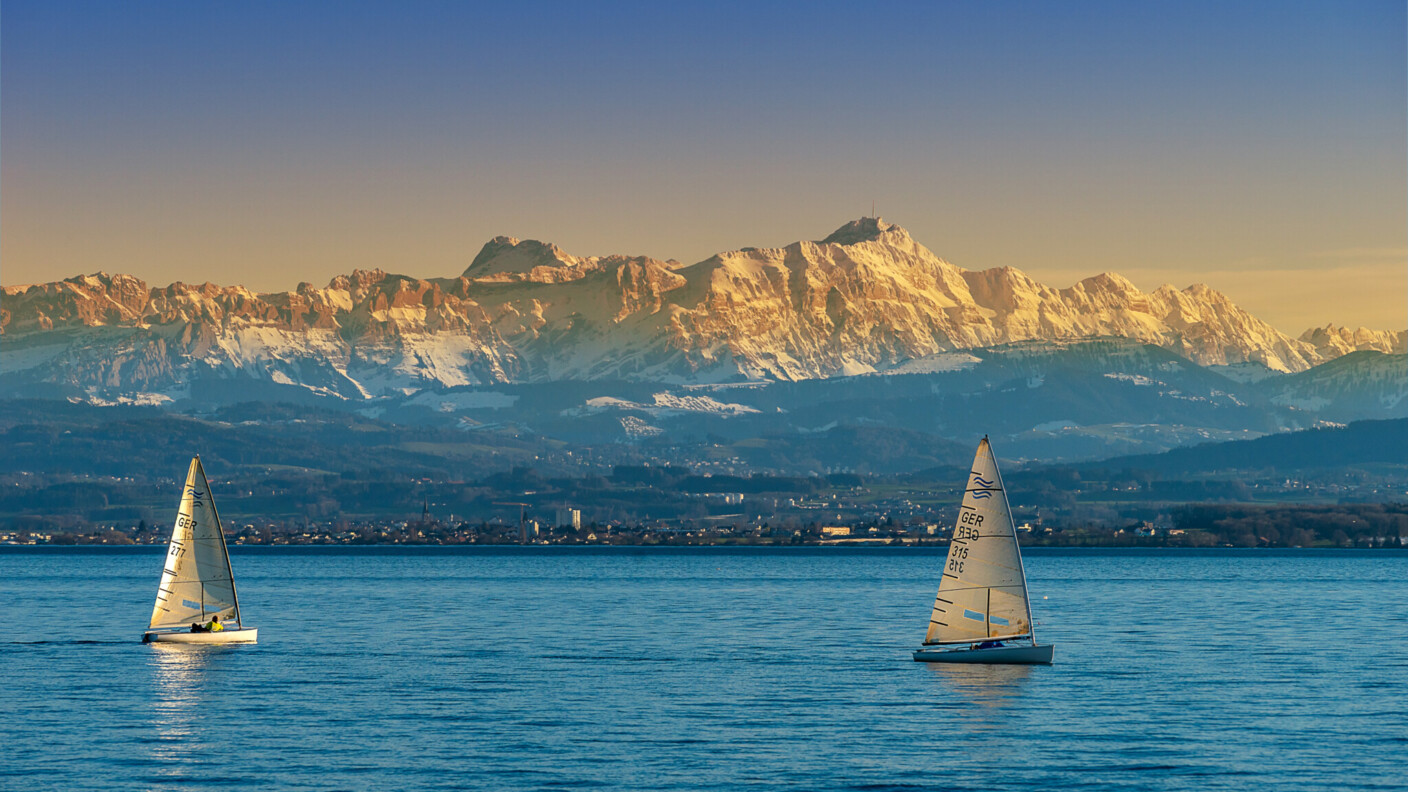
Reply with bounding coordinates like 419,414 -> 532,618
923,438 -> 1034,645
148,457 -> 242,630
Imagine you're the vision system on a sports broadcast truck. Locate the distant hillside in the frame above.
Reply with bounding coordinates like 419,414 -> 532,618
1255,351 -> 1408,423
0,400 -> 539,480
1076,417 -> 1408,476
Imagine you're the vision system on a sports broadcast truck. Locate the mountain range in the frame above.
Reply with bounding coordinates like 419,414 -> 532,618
3,218 -> 1403,467
4,218 -> 1401,396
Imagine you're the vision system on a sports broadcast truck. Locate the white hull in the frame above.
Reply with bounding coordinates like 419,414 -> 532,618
913,643 -> 1053,665
143,628 -> 258,644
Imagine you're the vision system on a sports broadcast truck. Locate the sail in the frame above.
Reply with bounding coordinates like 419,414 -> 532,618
924,438 -> 1033,645
148,458 -> 241,629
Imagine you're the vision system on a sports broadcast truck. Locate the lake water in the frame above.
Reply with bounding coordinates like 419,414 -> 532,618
1,547 -> 1404,791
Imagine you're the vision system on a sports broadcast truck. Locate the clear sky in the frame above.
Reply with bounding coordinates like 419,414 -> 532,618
3,1 -> 1404,333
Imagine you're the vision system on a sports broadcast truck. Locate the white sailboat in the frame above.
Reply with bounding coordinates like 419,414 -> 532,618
914,437 -> 1053,664
142,457 -> 257,644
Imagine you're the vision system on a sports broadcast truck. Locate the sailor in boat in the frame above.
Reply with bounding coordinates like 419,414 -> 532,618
188,615 -> 225,633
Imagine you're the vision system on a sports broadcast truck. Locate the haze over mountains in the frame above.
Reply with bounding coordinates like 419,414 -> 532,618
2,218 -> 1403,466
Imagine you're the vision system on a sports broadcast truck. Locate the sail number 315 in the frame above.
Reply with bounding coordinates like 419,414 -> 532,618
947,545 -> 968,573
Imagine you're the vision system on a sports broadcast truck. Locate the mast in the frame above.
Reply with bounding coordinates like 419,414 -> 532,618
196,456 -> 243,629
987,441 -> 1036,644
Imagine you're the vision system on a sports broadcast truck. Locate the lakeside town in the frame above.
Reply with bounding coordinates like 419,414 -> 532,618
6,503 -> 1405,549
5,456 -> 1407,550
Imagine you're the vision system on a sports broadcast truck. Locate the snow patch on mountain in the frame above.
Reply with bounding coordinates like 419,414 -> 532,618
839,359 -> 877,377
880,353 -> 983,376
620,416 -> 664,437
650,393 -> 761,415
1105,373 -> 1158,387
567,392 -> 761,418
78,391 -> 175,407
1030,419 -> 1080,432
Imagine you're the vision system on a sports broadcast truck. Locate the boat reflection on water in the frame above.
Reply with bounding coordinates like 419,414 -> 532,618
146,644 -> 233,773
921,662 -> 1034,727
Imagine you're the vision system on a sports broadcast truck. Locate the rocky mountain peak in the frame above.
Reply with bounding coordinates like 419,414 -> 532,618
326,269 -> 391,297
818,217 -> 907,246
1077,271 -> 1141,295
463,236 -> 580,281
1299,324 -> 1407,357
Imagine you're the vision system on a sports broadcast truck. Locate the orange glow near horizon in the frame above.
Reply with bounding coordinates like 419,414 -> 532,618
3,2 -> 1403,334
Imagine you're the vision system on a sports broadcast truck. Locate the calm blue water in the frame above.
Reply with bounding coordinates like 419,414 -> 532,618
1,547 -> 1404,791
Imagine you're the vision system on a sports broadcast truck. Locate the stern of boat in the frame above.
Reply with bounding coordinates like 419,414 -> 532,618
143,628 -> 258,645
913,643 -> 1053,665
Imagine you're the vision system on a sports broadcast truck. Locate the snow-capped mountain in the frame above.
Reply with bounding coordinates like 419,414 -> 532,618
1297,324 -> 1405,359
1,218 -> 1398,402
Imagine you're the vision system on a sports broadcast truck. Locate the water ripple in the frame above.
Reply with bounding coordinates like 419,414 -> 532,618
1,548 -> 1404,791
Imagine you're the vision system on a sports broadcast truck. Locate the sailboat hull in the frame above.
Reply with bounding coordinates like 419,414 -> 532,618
143,628 -> 258,644
913,643 -> 1053,665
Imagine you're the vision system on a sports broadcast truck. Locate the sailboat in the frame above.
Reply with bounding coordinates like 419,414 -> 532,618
913,437 -> 1052,664
142,457 -> 257,644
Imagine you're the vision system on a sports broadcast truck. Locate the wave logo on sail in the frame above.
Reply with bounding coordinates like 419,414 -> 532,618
186,487 -> 205,509
969,473 -> 996,498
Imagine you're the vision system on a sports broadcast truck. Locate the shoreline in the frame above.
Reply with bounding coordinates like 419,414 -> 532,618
2,544 -> 1401,554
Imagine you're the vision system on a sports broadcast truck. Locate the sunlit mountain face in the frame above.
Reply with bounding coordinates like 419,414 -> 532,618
1,220 -> 1403,465
3,219 -> 1401,401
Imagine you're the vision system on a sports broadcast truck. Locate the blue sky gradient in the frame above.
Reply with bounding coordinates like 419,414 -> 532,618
3,1 -> 1404,331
